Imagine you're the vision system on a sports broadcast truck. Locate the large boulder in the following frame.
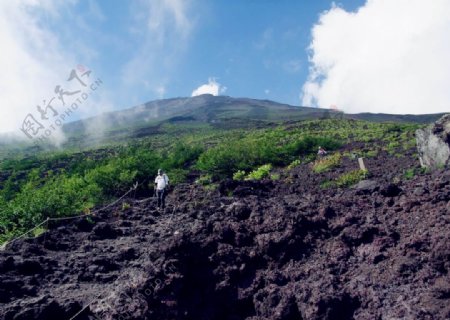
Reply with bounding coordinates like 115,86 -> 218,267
416,114 -> 450,168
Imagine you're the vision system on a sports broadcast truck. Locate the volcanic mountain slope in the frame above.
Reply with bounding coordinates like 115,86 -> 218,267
0,95 -> 445,156
0,150 -> 449,320
61,95 -> 446,141
62,94 -> 447,135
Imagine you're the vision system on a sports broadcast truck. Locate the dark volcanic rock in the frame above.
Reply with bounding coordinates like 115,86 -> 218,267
352,179 -> 379,194
91,222 -> 123,240
225,202 -> 252,220
0,158 -> 449,319
380,183 -> 402,197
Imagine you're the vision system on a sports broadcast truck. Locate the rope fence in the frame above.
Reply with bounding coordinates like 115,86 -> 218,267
1,181 -> 140,250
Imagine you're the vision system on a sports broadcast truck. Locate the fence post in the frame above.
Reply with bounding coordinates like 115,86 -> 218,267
358,157 -> 367,171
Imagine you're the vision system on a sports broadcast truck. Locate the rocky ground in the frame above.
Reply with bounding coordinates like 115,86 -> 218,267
0,149 -> 449,320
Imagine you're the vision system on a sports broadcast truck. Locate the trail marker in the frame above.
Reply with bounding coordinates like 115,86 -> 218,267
358,157 -> 367,171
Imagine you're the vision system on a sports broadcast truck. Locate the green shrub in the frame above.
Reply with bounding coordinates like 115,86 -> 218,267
320,180 -> 335,189
204,184 -> 218,191
313,153 -> 342,173
246,164 -> 272,180
85,161 -> 137,197
233,170 -> 246,181
302,153 -> 317,164
1,173 -> 21,201
335,169 -> 368,187
166,168 -> 188,185
386,141 -> 400,154
270,173 -> 281,180
287,159 -> 301,169
162,143 -> 203,168
387,124 -> 402,133
197,174 -> 213,185
2,174 -> 100,233
286,136 -> 341,157
5,118 -> 421,244
365,149 -> 378,158
197,134 -> 341,178
403,168 -> 415,180
130,150 -> 161,182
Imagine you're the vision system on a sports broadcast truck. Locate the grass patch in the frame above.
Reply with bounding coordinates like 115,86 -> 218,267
122,202 -> 131,210
313,153 -> 342,173
232,170 -> 246,181
365,149 -> 378,157
287,159 -> 301,169
403,168 -> 416,180
196,174 -> 213,185
335,169 -> 368,187
270,173 -> 281,180
204,183 -> 218,191
320,180 -> 335,189
33,226 -> 47,237
246,164 -> 272,180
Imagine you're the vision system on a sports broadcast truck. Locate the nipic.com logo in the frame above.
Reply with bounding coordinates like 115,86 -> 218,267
20,64 -> 103,144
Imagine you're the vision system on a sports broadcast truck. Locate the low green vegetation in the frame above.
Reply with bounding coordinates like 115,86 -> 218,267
335,169 -> 368,187
233,164 -> 279,181
246,164 -> 272,180
320,169 -> 368,188
121,202 -> 131,211
0,143 -> 202,242
404,168 -> 416,180
313,153 -> 342,173
287,159 -> 301,169
196,174 -> 213,185
198,134 -> 340,178
365,149 -> 378,158
232,170 -> 247,181
403,167 -> 429,179
0,118 -> 421,243
270,173 -> 281,180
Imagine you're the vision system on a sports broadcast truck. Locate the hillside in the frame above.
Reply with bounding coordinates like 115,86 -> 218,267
0,114 -> 449,319
62,95 -> 445,143
0,141 -> 449,319
64,95 -> 446,132
0,118 -> 425,243
0,96 -> 445,156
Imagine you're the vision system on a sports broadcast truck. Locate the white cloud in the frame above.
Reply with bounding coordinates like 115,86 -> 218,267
191,78 -> 226,97
301,0 -> 450,114
122,0 -> 195,100
146,0 -> 192,42
0,0 -> 112,147
0,1 -> 76,141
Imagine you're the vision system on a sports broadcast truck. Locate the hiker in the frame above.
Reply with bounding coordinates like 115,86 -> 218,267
318,146 -> 327,158
154,169 -> 169,210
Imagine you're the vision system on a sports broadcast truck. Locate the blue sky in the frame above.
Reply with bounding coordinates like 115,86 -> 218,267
1,0 -> 449,136
67,0 -> 364,107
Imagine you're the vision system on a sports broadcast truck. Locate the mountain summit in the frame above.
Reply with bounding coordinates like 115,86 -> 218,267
63,95 -> 445,142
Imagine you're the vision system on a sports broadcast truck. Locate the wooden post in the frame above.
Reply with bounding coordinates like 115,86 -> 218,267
358,157 -> 366,171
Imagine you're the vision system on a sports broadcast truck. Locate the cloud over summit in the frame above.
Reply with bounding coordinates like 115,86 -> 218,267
191,78 -> 226,97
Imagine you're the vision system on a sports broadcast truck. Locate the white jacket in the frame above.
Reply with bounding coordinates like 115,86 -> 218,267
155,174 -> 169,190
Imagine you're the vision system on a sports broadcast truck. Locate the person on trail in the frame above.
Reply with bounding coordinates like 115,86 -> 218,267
318,146 -> 327,158
154,169 -> 169,210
